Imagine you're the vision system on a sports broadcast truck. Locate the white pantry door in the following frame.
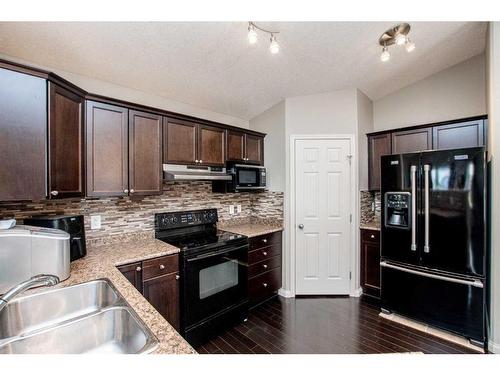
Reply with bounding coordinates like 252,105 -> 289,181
295,138 -> 352,295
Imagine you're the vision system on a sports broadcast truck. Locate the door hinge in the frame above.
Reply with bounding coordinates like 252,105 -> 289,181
350,214 -> 352,223
349,271 -> 352,280
347,154 -> 353,165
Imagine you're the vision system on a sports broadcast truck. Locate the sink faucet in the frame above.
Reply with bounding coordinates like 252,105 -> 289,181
0,274 -> 60,313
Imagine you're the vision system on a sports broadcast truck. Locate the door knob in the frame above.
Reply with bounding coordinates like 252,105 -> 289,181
298,224 -> 304,229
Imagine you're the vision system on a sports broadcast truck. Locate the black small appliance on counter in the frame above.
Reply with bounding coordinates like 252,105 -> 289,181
24,214 -> 86,262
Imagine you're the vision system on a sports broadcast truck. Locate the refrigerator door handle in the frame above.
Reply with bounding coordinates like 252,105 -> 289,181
424,164 -> 430,253
380,261 -> 483,288
410,165 -> 417,251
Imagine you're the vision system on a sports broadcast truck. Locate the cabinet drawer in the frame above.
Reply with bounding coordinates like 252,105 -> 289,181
361,229 -> 380,243
248,254 -> 281,279
249,243 -> 281,265
142,254 -> 179,280
249,231 -> 282,251
249,267 -> 281,305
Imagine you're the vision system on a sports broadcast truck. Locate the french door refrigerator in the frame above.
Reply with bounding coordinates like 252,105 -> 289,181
380,147 -> 486,345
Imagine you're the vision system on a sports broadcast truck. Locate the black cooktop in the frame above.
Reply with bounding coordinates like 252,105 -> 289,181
158,227 -> 247,252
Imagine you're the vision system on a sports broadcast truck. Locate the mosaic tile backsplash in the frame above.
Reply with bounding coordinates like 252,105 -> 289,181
360,190 -> 381,225
0,182 -> 283,243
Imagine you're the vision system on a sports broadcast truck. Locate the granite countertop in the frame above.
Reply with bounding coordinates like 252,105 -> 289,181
51,232 -> 196,355
218,219 -> 284,237
360,221 -> 380,231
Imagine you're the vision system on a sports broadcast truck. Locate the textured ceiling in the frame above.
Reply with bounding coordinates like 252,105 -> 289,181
0,22 -> 487,120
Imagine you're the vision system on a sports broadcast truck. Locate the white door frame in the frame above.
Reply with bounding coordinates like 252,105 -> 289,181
288,134 -> 359,297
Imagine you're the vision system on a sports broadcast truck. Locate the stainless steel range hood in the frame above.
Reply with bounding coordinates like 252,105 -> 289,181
163,164 -> 232,181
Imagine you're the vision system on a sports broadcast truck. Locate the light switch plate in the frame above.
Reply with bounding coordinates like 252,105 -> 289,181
90,215 -> 101,230
229,205 -> 235,215
237,205 -> 242,213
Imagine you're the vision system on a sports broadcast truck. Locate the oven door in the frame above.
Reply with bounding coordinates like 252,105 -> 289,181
234,165 -> 264,189
182,243 -> 248,328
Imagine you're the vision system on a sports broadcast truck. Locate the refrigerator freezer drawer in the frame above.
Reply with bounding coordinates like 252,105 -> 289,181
380,262 -> 485,342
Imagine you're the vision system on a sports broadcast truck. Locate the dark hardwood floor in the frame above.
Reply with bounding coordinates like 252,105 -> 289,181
195,296 -> 479,354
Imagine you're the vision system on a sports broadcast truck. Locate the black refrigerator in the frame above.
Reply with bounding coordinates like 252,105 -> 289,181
380,147 -> 487,345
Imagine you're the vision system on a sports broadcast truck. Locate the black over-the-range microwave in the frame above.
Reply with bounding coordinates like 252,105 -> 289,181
213,163 -> 266,192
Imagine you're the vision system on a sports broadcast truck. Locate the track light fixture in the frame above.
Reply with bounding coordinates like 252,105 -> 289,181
247,22 -> 280,54
378,23 -> 415,62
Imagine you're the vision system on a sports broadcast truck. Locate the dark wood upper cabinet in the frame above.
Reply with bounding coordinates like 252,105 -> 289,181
391,127 -> 432,154
86,101 -> 129,197
368,133 -> 391,191
129,110 -> 162,196
163,117 -> 197,165
246,134 -> 264,165
433,120 -> 485,150
48,83 -> 84,199
227,130 -> 246,162
142,271 -> 180,331
198,125 -> 225,166
117,262 -> 143,294
0,69 -> 47,201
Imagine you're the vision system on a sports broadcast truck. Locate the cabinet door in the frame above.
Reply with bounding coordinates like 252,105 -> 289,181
48,83 -> 84,199
0,69 -> 47,201
129,110 -> 162,196
360,232 -> 381,299
198,124 -> 225,166
432,120 -> 485,150
391,127 -> 432,154
86,101 -> 129,197
163,117 -> 197,164
226,130 -> 246,162
142,272 -> 180,331
368,133 -> 391,190
245,134 -> 264,165
117,262 -> 143,294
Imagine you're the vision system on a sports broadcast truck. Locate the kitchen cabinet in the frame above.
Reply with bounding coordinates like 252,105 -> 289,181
368,133 -> 391,191
227,130 -> 264,165
391,127 -> 432,154
86,101 -> 129,197
129,110 -> 163,196
163,118 -> 226,167
0,68 -> 47,201
48,83 -> 84,199
117,254 -> 180,332
360,229 -> 380,300
248,231 -> 282,308
117,262 -> 143,294
433,119 -> 485,150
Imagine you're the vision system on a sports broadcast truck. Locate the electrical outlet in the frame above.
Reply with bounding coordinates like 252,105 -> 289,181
90,215 -> 101,230
229,205 -> 235,215
237,205 -> 242,213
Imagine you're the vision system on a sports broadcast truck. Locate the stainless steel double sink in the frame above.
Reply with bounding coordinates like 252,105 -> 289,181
0,279 -> 159,354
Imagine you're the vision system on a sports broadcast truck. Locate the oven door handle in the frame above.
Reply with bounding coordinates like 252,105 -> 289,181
186,244 -> 248,262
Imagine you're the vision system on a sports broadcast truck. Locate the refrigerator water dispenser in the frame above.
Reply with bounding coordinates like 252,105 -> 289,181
384,192 -> 411,229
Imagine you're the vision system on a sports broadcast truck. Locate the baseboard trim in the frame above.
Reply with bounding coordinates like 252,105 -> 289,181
350,287 -> 363,297
278,288 -> 294,298
488,339 -> 500,353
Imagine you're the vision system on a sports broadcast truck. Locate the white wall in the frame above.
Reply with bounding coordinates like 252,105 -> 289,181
356,90 -> 374,190
0,53 -> 249,129
486,22 -> 500,354
249,101 -> 286,192
373,54 -> 486,131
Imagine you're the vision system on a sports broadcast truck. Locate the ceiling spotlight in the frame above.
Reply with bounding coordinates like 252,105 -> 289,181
247,23 -> 258,45
269,35 -> 280,54
405,38 -> 416,52
380,46 -> 390,62
378,23 -> 414,62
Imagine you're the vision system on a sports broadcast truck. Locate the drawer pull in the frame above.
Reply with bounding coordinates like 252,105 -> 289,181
263,283 -> 268,287
263,264 -> 268,269
370,234 -> 375,239
262,239 -> 267,243
159,264 -> 165,270
135,266 -> 142,272
263,251 -> 268,256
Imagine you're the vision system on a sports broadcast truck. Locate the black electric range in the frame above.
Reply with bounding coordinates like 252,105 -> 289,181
154,209 -> 249,347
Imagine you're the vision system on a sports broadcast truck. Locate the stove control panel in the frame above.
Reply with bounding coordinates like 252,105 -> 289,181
155,209 -> 218,230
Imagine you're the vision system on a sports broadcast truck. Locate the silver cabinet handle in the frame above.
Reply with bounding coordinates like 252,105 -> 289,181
50,190 -> 59,196
263,264 -> 268,269
263,283 -> 268,287
410,165 -> 417,251
424,164 -> 430,253
195,160 -> 199,163
175,275 -> 180,280
159,264 -> 165,270
130,189 -> 135,194
123,189 -> 129,194
136,266 -> 142,272
298,224 -> 304,229
262,251 -> 268,256
199,160 -> 203,164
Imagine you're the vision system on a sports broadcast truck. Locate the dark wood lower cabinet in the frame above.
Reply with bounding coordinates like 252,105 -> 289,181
143,272 -> 180,331
360,229 -> 380,299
